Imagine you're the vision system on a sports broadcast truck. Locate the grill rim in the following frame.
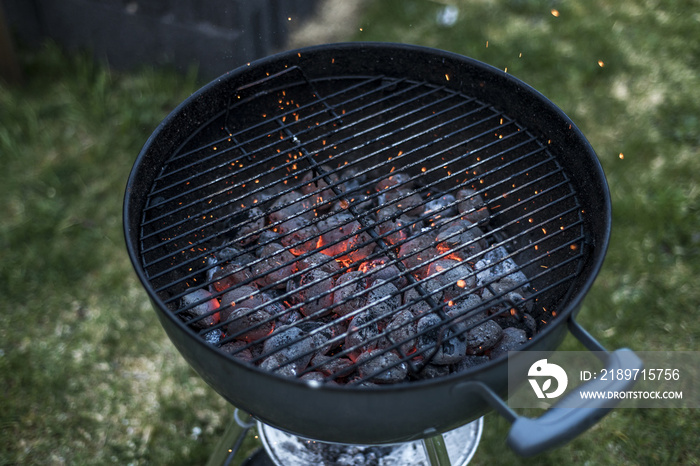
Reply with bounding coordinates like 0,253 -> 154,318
123,42 -> 612,443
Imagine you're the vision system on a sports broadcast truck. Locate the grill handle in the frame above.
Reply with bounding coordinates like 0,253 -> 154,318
476,319 -> 643,457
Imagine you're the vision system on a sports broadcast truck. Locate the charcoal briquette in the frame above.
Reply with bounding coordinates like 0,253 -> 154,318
298,268 -> 335,317
179,289 -> 220,330
488,327 -> 528,359
223,306 -> 274,342
332,270 -> 367,317
262,326 -> 314,373
465,320 -> 503,355
356,349 -> 408,384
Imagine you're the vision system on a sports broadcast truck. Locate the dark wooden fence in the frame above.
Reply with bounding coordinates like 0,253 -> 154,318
3,0 -> 320,79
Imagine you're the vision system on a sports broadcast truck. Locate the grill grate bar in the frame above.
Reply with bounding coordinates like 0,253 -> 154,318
140,83 -> 463,239
149,70 -> 386,179
278,123 -> 452,374
147,119 -> 527,298
146,122 -> 548,297
140,93 -> 491,265
184,183 -> 582,359
143,78 -> 437,215
146,75 -> 401,196
239,220 -> 586,382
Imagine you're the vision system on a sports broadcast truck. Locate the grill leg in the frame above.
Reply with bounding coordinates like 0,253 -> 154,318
422,433 -> 452,466
206,408 -> 254,466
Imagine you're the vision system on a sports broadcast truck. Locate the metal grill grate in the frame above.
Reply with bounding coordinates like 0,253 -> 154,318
139,67 -> 587,385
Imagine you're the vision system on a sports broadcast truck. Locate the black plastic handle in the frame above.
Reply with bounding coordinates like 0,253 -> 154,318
506,347 -> 643,456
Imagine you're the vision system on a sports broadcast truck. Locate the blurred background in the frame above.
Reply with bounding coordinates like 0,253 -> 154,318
1,0 -> 698,464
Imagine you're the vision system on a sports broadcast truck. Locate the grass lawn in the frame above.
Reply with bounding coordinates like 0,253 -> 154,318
1,0 -> 699,464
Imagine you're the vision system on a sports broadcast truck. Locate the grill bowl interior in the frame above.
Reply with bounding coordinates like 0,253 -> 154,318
124,42 -> 611,444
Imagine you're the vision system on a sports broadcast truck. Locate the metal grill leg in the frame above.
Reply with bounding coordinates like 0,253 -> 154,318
206,409 -> 254,466
422,433 -> 452,466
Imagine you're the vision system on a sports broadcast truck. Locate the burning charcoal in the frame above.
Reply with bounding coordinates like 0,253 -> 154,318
464,320 -> 503,355
220,340 -> 253,363
375,207 -> 408,245
268,190 -> 314,224
416,313 -> 467,365
296,251 -> 341,274
376,173 -> 424,216
277,309 -> 302,326
298,268 -> 335,317
423,194 -> 457,227
505,291 -> 534,313
401,215 -> 425,238
332,271 -> 367,317
256,229 -> 281,245
453,355 -> 490,373
262,326 -> 315,375
432,336 -> 467,365
385,190 -> 425,216
259,353 -> 298,378
278,216 -> 320,256
179,289 -> 220,330
213,246 -> 250,263
377,309 -> 417,355
358,257 -> 407,288
375,173 -> 414,192
488,327 -> 528,359
356,349 -> 408,384
345,310 -> 381,358
252,242 -> 296,289
317,211 -> 353,242
300,371 -> 336,385
301,166 -> 339,212
219,286 -> 275,341
297,321 -> 335,355
403,287 -> 434,315
481,289 -> 534,317
204,329 -> 222,345
417,364 -> 450,379
326,317 -> 349,343
475,246 -> 529,290
398,234 -> 438,277
366,280 -> 401,319
317,212 -> 375,264
248,341 -> 265,360
486,292 -> 536,335
492,311 -> 538,338
343,192 -> 374,212
260,292 -> 290,319
456,188 -> 490,224
222,306 -> 274,342
310,354 -> 355,378
423,259 -> 476,300
232,206 -> 265,246
445,293 -> 484,325
436,221 -> 487,260
482,276 -> 531,299
220,285 -> 264,315
210,262 -> 254,292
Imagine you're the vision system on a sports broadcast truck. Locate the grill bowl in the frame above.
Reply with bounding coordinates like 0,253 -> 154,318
124,43 -> 612,445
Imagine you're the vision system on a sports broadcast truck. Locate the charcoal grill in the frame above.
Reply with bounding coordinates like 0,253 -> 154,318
124,43 -> 641,460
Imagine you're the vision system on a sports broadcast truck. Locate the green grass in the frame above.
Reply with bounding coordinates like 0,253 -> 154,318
0,43 -> 240,465
1,0 -> 699,464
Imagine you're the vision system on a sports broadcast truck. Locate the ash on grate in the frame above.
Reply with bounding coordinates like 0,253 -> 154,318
261,419 -> 483,466
176,171 -> 538,385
